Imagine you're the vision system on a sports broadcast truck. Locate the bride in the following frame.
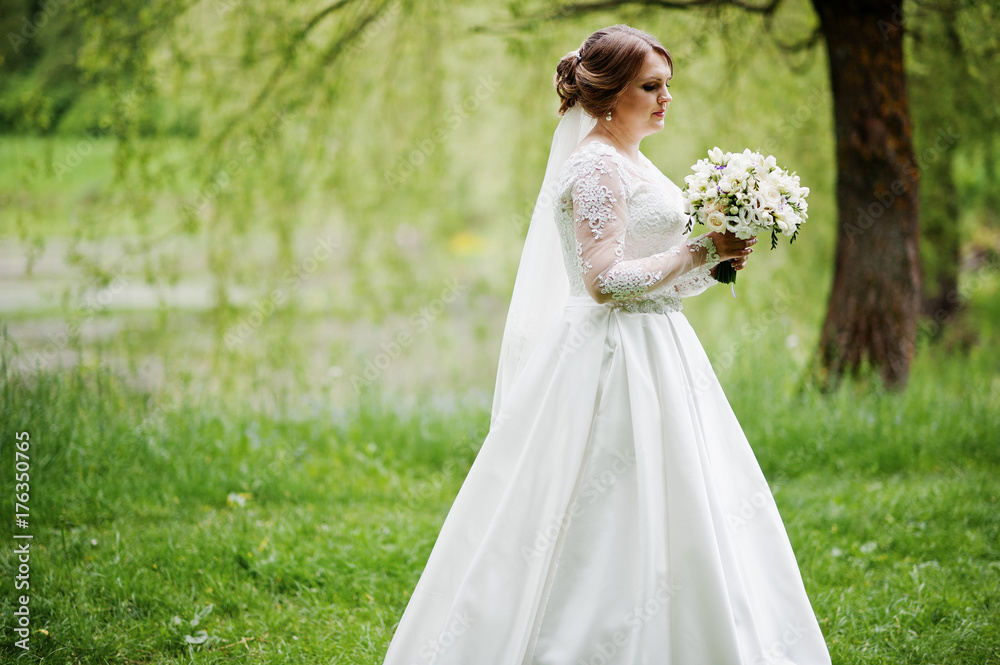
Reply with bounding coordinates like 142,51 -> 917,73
381,24 -> 832,665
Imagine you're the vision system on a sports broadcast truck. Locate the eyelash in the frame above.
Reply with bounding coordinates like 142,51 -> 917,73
644,84 -> 670,91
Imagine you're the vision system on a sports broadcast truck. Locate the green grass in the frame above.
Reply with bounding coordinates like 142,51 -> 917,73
1,331 -> 998,664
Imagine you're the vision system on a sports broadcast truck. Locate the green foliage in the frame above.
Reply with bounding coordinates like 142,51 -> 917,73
908,1 -> 1000,309
0,0 -> 85,133
1,318 -> 998,662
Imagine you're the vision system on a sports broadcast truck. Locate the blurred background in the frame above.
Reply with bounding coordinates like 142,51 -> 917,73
1,0 -> 997,406
1,0 -> 998,663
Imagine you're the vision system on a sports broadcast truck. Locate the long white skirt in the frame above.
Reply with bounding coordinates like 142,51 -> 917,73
381,296 -> 832,665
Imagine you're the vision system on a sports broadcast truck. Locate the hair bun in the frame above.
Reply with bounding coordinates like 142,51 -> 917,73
554,50 -> 582,115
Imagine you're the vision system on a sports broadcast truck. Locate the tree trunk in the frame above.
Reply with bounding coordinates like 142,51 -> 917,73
811,0 -> 922,389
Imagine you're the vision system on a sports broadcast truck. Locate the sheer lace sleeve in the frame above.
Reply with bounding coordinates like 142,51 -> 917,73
571,153 -> 720,305
662,233 -> 722,298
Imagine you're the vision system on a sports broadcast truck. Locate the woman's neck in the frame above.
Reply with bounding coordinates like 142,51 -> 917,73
586,122 -> 641,163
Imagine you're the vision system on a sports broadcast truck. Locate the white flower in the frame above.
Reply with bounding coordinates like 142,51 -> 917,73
705,209 -> 727,232
718,173 -> 737,192
730,166 -> 751,186
785,212 -> 803,232
724,214 -> 744,235
708,146 -> 727,164
760,183 -> 782,209
774,212 -> 792,234
731,152 -> 753,173
774,210 -> 802,235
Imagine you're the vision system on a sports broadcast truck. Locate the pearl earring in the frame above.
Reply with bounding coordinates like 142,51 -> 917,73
605,111 -> 612,121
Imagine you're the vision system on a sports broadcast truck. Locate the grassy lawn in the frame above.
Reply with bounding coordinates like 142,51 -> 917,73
1,335 -> 998,664
1,3 -> 998,662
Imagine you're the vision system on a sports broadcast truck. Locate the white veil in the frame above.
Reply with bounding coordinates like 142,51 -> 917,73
490,104 -> 597,428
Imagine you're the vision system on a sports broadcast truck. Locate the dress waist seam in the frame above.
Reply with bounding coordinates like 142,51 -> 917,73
564,294 -> 683,314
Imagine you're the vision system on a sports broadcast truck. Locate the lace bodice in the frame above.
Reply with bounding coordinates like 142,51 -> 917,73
554,141 -> 722,313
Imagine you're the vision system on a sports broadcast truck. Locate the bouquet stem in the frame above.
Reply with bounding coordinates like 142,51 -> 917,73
714,259 -> 738,298
714,259 -> 737,284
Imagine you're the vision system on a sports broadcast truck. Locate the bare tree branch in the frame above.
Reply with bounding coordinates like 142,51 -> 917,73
721,0 -> 781,12
474,0 -> 782,33
301,0 -> 362,37
317,1 -> 392,68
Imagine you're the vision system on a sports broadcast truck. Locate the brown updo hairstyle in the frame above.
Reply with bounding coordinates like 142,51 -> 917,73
555,25 -> 672,118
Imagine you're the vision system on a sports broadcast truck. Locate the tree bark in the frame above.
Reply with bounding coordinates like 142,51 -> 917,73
811,0 -> 922,389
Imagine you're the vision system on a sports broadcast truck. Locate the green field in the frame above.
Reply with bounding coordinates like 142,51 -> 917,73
2,320 -> 998,663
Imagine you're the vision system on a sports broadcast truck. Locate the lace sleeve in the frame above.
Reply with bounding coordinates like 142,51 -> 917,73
571,154 -> 720,305
662,233 -> 722,298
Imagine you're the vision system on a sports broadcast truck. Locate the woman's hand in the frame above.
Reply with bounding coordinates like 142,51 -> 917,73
707,230 -> 756,271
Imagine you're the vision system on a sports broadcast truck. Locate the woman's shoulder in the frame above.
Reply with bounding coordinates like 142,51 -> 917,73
558,140 -> 628,189
566,139 -> 622,169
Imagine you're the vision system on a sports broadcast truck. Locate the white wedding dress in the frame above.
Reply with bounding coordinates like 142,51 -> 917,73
380,139 -> 832,665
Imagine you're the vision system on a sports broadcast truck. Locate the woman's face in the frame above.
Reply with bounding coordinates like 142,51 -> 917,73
611,49 -> 672,138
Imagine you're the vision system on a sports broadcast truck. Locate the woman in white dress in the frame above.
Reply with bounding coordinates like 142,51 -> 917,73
381,24 -> 832,665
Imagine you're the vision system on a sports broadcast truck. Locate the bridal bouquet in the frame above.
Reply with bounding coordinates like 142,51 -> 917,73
682,147 -> 809,286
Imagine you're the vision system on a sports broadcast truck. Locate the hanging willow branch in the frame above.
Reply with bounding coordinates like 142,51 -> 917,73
474,0 -> 782,32
203,0 -> 393,157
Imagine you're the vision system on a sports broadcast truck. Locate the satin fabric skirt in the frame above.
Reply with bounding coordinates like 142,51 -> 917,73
380,296 -> 831,665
